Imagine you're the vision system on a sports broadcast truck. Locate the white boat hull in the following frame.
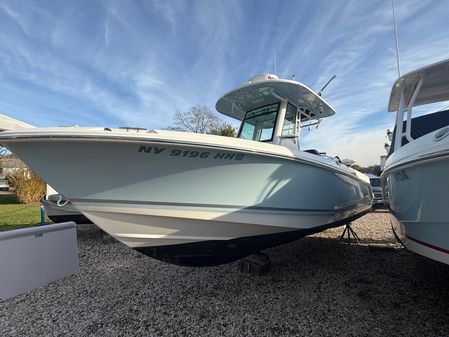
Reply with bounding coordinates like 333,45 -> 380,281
2,131 -> 372,265
41,198 -> 91,224
383,57 -> 449,266
385,153 -> 449,265
78,200 -> 369,265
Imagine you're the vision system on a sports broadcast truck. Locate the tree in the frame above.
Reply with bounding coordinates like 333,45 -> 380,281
171,105 -> 223,134
351,164 -> 364,172
350,164 -> 382,176
210,124 -> 237,137
364,165 -> 381,176
9,169 -> 46,203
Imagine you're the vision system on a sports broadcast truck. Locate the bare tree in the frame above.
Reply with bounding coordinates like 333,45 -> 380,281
171,105 -> 224,134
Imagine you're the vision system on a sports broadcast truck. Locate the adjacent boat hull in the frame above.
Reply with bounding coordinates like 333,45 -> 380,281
41,198 -> 92,224
4,135 -> 372,266
385,154 -> 449,265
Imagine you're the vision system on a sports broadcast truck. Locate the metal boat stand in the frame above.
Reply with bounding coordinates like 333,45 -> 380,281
339,223 -> 360,243
238,252 -> 271,275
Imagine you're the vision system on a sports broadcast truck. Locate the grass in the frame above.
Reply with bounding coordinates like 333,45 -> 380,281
0,193 -> 51,232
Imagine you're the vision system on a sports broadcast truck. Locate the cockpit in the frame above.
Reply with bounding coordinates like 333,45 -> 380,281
238,103 -> 300,142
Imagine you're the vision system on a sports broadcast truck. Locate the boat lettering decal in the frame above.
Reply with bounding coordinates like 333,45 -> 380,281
138,146 -> 244,160
170,149 -> 210,158
212,152 -> 245,160
138,146 -> 165,154
394,170 -> 409,182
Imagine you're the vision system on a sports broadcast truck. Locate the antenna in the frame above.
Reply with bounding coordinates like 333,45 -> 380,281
392,0 -> 401,77
318,75 -> 336,96
273,50 -> 277,75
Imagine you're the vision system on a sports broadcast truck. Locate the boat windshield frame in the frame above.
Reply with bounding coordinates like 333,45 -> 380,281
238,103 -> 280,142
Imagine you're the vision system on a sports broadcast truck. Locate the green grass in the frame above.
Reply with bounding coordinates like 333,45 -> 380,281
0,193 -> 51,232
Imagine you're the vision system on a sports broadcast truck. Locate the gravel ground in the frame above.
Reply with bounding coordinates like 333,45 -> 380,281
2,210 -> 449,337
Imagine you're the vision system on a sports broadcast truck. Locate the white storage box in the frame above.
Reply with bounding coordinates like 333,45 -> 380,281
0,222 -> 79,301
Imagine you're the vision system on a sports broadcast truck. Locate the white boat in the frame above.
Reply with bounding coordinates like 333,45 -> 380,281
382,59 -> 449,265
0,114 -> 33,132
366,174 -> 387,207
41,184 -> 92,224
0,74 -> 372,266
42,195 -> 92,224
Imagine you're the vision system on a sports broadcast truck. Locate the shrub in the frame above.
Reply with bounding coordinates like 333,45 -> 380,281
9,169 -> 46,204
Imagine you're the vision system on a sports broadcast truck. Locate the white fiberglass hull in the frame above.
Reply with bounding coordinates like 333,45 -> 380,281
41,197 -> 92,224
1,128 -> 372,265
383,129 -> 449,265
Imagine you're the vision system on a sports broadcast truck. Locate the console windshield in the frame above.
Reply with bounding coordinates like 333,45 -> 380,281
238,103 -> 279,141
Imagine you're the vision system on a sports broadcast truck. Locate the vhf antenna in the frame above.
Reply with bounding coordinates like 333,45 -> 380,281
392,0 -> 401,77
318,75 -> 336,96
273,50 -> 277,75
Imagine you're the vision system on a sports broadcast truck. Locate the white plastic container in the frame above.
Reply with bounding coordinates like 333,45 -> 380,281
0,222 -> 79,301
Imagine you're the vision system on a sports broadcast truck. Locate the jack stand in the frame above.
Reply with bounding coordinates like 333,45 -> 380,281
239,252 -> 271,276
339,223 -> 360,243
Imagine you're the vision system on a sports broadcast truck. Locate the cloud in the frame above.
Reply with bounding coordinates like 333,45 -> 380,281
303,125 -> 391,166
287,0 -> 449,165
0,0 -> 448,166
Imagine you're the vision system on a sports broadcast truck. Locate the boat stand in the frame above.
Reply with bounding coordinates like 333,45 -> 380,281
339,223 -> 360,243
238,252 -> 271,276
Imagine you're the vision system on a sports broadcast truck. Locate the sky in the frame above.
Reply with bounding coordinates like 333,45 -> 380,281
1,0 -> 449,166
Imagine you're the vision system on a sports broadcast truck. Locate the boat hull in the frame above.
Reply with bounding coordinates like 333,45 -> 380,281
385,155 -> 449,265
41,199 -> 92,224
4,137 -> 372,266
132,210 -> 370,266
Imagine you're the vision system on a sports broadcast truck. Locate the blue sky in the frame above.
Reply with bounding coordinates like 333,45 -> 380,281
1,0 -> 449,165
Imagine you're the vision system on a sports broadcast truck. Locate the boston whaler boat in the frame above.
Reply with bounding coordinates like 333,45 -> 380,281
0,74 -> 372,266
382,59 -> 449,265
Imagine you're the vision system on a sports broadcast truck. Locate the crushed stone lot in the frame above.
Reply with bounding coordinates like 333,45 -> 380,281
2,210 -> 449,336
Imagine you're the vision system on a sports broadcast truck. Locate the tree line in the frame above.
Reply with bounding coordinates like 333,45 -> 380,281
351,164 -> 382,176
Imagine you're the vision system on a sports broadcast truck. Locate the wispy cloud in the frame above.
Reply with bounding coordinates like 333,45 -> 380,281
0,0 -> 448,165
